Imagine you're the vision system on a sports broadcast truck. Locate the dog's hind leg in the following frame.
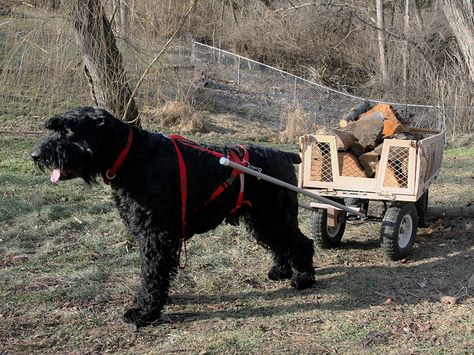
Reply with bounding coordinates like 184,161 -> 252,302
123,231 -> 180,328
267,226 -> 314,290
245,209 -> 314,289
267,251 -> 292,281
286,229 -> 315,290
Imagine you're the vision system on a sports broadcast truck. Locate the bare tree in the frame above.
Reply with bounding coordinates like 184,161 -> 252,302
441,0 -> 474,83
71,0 -> 139,122
375,0 -> 388,80
47,0 -> 60,11
114,0 -> 130,38
402,0 -> 410,89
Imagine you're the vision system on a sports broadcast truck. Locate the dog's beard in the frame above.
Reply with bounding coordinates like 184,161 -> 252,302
33,141 -> 97,184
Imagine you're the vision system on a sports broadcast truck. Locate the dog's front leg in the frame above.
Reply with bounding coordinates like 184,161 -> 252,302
123,231 -> 179,328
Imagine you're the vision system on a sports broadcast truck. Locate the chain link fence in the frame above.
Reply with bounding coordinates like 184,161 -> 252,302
191,42 -> 471,133
1,20 -> 471,136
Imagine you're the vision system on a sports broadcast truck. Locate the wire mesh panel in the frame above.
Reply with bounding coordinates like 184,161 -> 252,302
383,146 -> 410,188
310,142 -> 333,182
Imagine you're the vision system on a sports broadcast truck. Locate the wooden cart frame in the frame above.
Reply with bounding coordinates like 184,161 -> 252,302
297,129 -> 444,260
298,129 -> 444,203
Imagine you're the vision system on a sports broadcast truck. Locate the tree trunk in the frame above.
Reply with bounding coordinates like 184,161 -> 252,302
115,0 -> 130,38
402,0 -> 410,89
441,0 -> 474,83
375,0 -> 388,80
47,0 -> 60,11
71,0 -> 139,122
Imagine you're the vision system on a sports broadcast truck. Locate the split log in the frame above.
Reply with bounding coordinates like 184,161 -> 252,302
359,151 -> 380,178
360,103 -> 405,137
349,141 -> 367,156
373,143 -> 384,155
313,126 -> 359,151
383,160 -> 409,188
339,100 -> 372,128
344,112 -> 384,149
338,152 -> 367,177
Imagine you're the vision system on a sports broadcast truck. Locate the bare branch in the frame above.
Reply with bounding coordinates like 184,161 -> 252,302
123,0 -> 199,123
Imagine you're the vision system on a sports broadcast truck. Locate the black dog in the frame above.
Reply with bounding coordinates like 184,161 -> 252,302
31,107 -> 314,327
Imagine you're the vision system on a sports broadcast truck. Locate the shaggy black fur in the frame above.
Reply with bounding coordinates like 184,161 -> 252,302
31,107 -> 315,327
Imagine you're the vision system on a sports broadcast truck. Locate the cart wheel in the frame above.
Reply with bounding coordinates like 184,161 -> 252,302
310,208 -> 346,249
416,190 -> 429,228
381,202 -> 418,260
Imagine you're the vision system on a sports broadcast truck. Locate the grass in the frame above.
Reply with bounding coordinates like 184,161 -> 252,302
1,131 -> 473,354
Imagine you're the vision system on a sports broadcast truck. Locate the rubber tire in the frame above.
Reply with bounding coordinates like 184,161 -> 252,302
416,190 -> 429,228
310,208 -> 346,249
381,202 -> 418,260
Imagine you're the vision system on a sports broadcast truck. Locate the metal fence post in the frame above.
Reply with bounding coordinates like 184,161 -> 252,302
237,56 -> 240,85
293,76 -> 297,107
191,41 -> 195,64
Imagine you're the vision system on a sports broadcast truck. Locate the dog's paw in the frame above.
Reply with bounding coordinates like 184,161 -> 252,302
123,307 -> 160,328
267,264 -> 292,280
291,271 -> 315,290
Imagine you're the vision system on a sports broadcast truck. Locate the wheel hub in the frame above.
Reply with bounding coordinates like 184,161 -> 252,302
327,223 -> 342,238
398,214 -> 413,248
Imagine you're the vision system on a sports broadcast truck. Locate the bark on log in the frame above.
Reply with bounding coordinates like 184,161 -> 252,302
313,126 -> 359,151
339,100 -> 372,128
344,112 -> 384,149
359,151 -> 380,178
360,103 -> 405,137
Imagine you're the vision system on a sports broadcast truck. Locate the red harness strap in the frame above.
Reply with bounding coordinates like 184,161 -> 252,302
103,128 -> 133,185
168,134 -> 251,268
169,136 -> 188,268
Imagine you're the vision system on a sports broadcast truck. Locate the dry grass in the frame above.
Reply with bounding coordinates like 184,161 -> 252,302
1,132 -> 473,354
142,101 -> 210,134
279,105 -> 316,143
142,101 -> 278,142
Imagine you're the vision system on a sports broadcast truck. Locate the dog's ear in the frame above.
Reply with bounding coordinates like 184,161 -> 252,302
45,115 -> 63,130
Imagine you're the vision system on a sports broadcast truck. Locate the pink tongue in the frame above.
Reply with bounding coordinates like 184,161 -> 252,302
51,169 -> 61,183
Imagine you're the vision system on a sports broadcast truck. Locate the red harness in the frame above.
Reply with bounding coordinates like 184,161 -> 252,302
168,134 -> 252,268
102,130 -> 251,269
103,128 -> 133,185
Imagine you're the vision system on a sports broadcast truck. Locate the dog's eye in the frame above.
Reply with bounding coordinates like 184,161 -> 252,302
60,127 -> 75,138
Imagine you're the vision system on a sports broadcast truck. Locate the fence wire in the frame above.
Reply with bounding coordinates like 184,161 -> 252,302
191,42 -> 468,132
0,20 -> 471,135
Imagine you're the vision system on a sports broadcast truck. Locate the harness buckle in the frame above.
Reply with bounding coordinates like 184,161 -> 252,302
105,170 -> 117,180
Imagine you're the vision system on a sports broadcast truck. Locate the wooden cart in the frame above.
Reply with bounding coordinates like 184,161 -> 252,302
298,128 -> 444,260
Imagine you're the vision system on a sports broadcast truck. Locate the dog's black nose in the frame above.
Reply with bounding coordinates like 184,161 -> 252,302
31,146 -> 41,160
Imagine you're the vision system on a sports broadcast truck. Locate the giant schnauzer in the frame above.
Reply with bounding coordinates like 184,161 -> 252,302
31,107 -> 315,327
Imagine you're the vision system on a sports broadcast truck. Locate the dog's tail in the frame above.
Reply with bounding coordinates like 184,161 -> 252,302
285,152 -> 302,165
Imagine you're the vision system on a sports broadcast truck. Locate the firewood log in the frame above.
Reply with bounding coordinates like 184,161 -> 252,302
359,151 -> 380,178
337,152 -> 367,177
344,112 -> 384,149
339,100 -> 372,128
359,103 -> 405,137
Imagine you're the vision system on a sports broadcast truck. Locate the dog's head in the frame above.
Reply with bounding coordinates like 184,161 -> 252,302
31,107 -> 117,184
